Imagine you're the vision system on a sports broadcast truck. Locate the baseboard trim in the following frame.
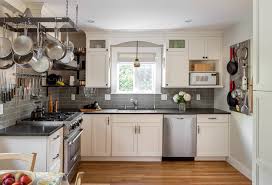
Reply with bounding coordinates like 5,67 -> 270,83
81,156 -> 162,162
227,156 -> 252,180
195,156 -> 227,161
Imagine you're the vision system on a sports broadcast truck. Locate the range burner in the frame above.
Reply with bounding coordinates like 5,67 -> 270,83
22,112 -> 75,122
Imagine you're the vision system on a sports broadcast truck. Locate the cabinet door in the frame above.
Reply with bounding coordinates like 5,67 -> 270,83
164,51 -> 189,87
137,122 -> 163,156
90,115 -> 111,156
206,38 -> 221,60
86,51 -> 110,88
253,91 -> 272,185
112,122 -> 137,156
253,0 -> 272,91
81,115 -> 92,156
197,123 -> 229,157
189,39 -> 206,60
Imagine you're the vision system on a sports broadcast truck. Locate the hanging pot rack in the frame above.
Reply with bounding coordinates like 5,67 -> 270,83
0,17 -> 78,33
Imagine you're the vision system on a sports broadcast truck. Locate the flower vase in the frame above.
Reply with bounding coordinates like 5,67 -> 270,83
178,103 -> 186,112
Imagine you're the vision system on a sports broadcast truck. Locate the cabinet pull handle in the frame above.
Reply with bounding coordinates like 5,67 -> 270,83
107,117 -> 110,125
53,154 -> 59,160
134,126 -> 137,134
53,135 -> 60,140
197,126 -> 200,134
176,117 -> 184,120
208,117 -> 217,120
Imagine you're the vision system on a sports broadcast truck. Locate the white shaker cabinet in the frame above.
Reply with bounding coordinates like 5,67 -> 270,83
111,122 -> 137,156
81,115 -> 92,157
86,51 -> 110,88
81,114 -> 111,157
111,114 -> 163,157
189,38 -> 221,60
253,0 -> 272,91
196,115 -> 229,157
163,51 -> 189,88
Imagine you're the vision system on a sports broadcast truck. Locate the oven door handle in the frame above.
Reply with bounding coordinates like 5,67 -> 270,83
68,129 -> 83,146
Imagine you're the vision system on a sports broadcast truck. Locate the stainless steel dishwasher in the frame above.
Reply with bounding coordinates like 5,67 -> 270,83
163,115 -> 197,159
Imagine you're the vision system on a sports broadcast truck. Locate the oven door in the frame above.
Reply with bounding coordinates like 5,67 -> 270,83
64,129 -> 83,178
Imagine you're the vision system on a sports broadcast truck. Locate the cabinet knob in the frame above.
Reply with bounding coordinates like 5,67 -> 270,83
166,84 -> 168,86
106,49 -> 108,51
166,49 -> 169,51
206,56 -> 208,59
203,56 -> 205,59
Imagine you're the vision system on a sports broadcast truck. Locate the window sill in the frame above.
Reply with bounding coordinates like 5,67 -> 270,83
111,92 -> 162,95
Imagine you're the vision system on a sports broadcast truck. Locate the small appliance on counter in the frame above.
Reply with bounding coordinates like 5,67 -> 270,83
81,101 -> 102,112
189,72 -> 218,86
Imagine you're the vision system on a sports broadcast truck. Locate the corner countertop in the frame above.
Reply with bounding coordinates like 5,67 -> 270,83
0,124 -> 63,136
62,108 -> 230,114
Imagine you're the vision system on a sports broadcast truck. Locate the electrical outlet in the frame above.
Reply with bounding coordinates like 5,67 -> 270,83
196,94 -> 201,101
105,94 -> 111,100
71,94 -> 76,101
161,94 -> 168,101
0,104 -> 3,115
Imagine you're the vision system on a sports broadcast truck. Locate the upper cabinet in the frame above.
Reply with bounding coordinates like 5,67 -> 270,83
162,51 -> 189,88
88,40 -> 108,52
189,38 -> 221,60
85,50 -> 110,88
167,39 -> 187,52
253,0 -> 272,91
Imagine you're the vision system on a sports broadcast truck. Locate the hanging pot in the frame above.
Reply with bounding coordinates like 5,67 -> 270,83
12,24 -> 33,56
31,24 -> 51,73
44,24 -> 66,60
227,48 -> 238,75
0,24 -> 12,59
60,31 -> 74,64
227,81 -> 238,107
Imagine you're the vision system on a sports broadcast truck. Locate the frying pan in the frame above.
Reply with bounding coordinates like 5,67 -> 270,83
227,81 -> 238,107
227,48 -> 238,75
12,24 -> 33,56
0,24 -> 12,59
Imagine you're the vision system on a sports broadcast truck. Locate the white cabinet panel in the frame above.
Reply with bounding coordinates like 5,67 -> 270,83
253,91 -> 272,185
137,122 -> 162,156
86,51 -> 110,88
197,122 -> 229,157
189,38 -> 221,60
112,122 -> 137,156
90,115 -> 111,156
206,39 -> 221,60
189,39 -> 206,60
253,0 -> 272,91
81,115 -> 92,157
163,51 -> 189,87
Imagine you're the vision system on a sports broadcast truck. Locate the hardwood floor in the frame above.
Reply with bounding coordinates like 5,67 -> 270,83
78,161 -> 251,185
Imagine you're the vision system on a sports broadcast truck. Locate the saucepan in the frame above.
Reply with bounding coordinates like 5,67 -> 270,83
0,23 -> 12,59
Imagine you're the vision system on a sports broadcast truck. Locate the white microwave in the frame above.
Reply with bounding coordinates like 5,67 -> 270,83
190,72 -> 218,86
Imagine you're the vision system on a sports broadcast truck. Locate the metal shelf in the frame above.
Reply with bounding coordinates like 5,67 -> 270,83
0,17 -> 78,32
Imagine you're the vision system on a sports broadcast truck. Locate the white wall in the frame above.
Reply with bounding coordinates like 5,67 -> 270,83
214,19 -> 253,179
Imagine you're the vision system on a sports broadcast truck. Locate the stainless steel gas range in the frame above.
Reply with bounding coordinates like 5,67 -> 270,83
19,112 -> 83,181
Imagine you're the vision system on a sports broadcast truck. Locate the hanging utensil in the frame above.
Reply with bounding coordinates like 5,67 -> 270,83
241,64 -> 248,91
227,47 -> 238,75
0,22 -> 12,59
12,23 -> 33,56
241,92 -> 249,114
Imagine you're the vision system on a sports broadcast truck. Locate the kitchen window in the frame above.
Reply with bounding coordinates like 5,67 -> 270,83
111,47 -> 162,94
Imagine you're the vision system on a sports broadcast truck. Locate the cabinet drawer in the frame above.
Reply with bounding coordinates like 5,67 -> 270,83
111,114 -> 163,123
48,129 -> 63,168
197,114 -> 229,123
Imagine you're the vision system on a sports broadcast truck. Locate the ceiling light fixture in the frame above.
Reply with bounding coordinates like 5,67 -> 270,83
185,19 -> 193,23
87,19 -> 95,23
134,41 -> 140,68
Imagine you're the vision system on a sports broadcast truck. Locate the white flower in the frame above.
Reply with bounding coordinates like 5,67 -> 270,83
179,91 -> 186,96
173,94 -> 180,103
183,93 -> 191,102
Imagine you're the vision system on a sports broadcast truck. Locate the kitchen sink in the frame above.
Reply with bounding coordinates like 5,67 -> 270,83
117,109 -> 158,113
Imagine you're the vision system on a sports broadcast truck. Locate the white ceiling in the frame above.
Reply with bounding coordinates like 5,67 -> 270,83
24,0 -> 252,30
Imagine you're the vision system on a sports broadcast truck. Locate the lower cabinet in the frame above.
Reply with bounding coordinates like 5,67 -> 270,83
81,114 -> 163,159
81,114 -> 111,157
196,114 -> 229,157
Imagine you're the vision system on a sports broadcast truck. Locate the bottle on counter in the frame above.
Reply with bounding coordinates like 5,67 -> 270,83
54,98 -> 59,113
48,95 -> 53,113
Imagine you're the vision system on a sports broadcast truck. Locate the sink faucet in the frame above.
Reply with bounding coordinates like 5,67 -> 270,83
130,98 -> 138,110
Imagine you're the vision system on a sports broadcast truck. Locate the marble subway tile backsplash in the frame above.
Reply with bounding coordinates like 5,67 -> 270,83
50,87 -> 214,110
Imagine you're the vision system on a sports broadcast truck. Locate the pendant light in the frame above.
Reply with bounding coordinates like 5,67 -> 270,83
134,41 -> 140,67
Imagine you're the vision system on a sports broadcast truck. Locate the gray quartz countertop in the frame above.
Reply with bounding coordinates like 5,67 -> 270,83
63,108 -> 230,114
0,124 -> 63,136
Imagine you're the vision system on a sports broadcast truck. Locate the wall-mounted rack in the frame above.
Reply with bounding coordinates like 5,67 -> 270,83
13,72 -> 46,78
0,17 -> 78,32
